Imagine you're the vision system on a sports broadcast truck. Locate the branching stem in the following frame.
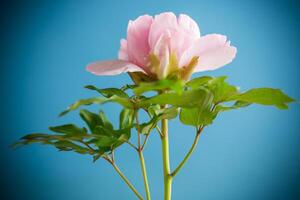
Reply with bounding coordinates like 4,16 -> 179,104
171,126 -> 204,177
103,156 -> 143,200
135,109 -> 151,200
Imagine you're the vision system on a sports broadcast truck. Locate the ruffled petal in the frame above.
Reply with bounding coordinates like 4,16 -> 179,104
179,34 -> 237,72
127,15 -> 153,67
153,31 -> 171,78
148,12 -> 178,50
118,39 -> 128,61
195,34 -> 237,72
178,38 -> 202,68
86,60 -> 145,76
177,14 -> 200,38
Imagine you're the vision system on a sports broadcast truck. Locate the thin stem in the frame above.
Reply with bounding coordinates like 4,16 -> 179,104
79,141 -> 95,154
155,126 -> 163,137
161,117 -> 172,200
126,140 -> 139,151
135,110 -> 151,200
171,126 -> 204,177
144,108 -> 163,137
111,150 -> 115,163
104,156 -> 143,200
141,134 -> 150,151
138,150 -> 151,200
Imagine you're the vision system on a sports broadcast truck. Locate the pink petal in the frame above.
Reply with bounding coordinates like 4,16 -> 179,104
177,14 -> 200,38
178,38 -> 202,67
196,34 -> 237,72
179,34 -> 237,72
127,15 -> 153,67
153,31 -> 171,78
118,39 -> 128,61
86,60 -> 145,76
148,12 -> 178,50
170,29 -> 196,61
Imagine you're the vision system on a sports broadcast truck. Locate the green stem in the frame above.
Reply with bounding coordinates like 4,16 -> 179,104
171,126 -> 204,177
138,150 -> 151,200
110,161 -> 144,200
135,110 -> 151,200
161,118 -> 172,200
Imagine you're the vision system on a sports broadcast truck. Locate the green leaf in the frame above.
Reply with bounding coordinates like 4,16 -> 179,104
206,76 -> 239,103
93,126 -> 131,151
60,96 -> 133,116
119,108 -> 135,129
138,88 -> 213,108
99,111 -> 114,130
93,153 -> 104,162
179,89 -> 216,126
79,109 -> 102,132
229,88 -> 295,109
185,76 -> 213,89
121,84 -> 137,91
12,133 -> 57,148
49,124 -> 87,135
139,117 -> 158,135
215,101 -> 251,112
180,107 -> 217,126
133,79 -> 184,95
139,107 -> 178,134
54,141 -> 90,154
85,85 -> 129,98
147,104 -> 161,116
94,135 -> 117,150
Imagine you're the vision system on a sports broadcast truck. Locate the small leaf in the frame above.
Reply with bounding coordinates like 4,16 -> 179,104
49,124 -> 87,135
139,107 -> 178,134
179,90 -> 216,126
139,117 -> 158,135
185,76 -> 213,89
92,126 -> 131,151
99,111 -> 114,130
133,79 -> 184,96
93,153 -> 104,162
215,101 -> 251,112
119,108 -> 135,129
94,135 -> 117,150
229,88 -> 295,109
147,104 -> 161,116
139,88 -> 213,108
54,141 -> 90,154
206,76 -> 239,103
85,85 -> 129,98
93,126 -> 112,137
80,109 -> 102,132
121,84 -> 137,91
60,96 -> 133,116
180,107 -> 217,126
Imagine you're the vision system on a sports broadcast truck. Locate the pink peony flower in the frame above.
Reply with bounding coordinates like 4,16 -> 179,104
87,12 -> 237,80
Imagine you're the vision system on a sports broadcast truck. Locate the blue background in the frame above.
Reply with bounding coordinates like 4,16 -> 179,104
1,0 -> 300,199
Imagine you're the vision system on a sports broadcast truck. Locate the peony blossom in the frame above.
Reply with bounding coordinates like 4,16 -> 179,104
87,12 -> 237,80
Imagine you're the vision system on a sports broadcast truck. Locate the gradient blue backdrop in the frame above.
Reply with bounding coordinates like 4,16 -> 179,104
1,0 -> 300,199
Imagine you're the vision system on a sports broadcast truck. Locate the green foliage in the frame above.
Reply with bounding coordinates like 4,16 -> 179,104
79,109 -> 103,132
180,107 -> 217,126
185,76 -> 213,89
85,85 -> 129,98
119,108 -> 135,129
229,88 -> 294,109
60,96 -> 133,116
49,124 -> 87,135
139,106 -> 178,134
133,79 -> 184,95
138,88 -> 213,108
13,75 -> 295,161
